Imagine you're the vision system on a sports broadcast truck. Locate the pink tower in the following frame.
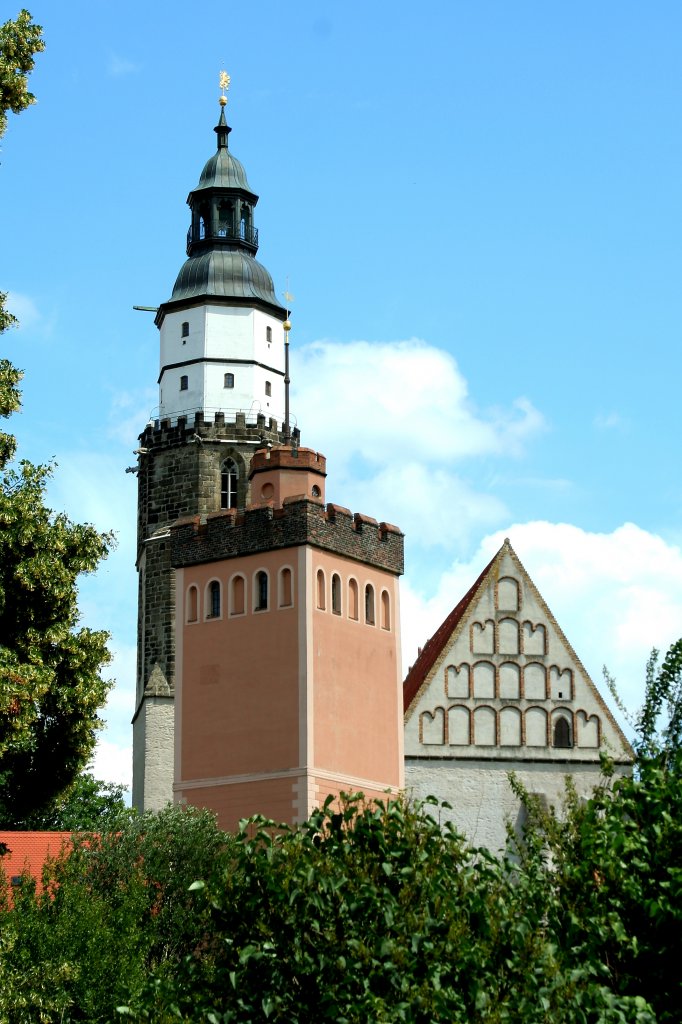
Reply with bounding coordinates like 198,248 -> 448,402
171,446 -> 404,829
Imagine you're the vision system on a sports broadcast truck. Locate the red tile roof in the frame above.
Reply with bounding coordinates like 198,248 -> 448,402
0,832 -> 73,891
403,549 -> 499,713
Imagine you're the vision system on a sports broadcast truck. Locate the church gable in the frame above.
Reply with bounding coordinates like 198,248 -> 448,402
404,540 -> 632,764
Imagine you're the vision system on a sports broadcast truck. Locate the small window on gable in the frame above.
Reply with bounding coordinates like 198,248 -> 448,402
365,584 -> 375,625
279,567 -> 293,608
180,375 -> 188,391
181,321 -> 189,339
224,372 -> 234,389
266,325 -> 272,344
331,573 -> 341,615
348,578 -> 359,620
265,381 -> 272,397
553,716 -> 572,749
316,569 -> 326,611
255,570 -> 268,611
381,590 -> 390,630
208,580 -> 221,619
187,585 -> 198,623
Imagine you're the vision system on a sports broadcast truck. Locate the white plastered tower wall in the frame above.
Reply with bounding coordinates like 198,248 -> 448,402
159,306 -> 286,426
403,539 -> 633,852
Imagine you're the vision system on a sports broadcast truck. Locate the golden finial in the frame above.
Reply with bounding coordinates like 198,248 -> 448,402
283,283 -> 294,332
219,70 -> 230,106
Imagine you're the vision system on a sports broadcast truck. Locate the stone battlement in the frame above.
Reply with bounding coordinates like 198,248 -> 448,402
171,497 -> 404,576
139,410 -> 300,450
249,446 -> 326,477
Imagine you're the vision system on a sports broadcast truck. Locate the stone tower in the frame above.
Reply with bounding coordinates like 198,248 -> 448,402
132,94 -> 294,810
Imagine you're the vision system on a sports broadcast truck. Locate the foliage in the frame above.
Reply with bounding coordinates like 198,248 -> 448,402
0,805 -> 230,1022
0,12 -> 113,826
0,454 -> 114,825
0,8 -> 43,139
10,770 -> 131,831
604,640 -> 682,763
123,793 -> 657,1024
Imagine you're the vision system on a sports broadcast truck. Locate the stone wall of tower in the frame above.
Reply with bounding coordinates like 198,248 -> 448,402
132,409 -> 288,811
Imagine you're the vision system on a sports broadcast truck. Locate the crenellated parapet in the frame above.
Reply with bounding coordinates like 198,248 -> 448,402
171,498 -> 404,575
138,409 -> 295,451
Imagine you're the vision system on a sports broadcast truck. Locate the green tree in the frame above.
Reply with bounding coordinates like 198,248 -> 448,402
0,805 -> 231,1023
0,11 -> 114,826
0,8 -> 44,139
10,770 -> 131,831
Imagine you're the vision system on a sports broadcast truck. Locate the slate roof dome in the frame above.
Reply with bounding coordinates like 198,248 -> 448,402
195,147 -> 252,193
171,249 -> 280,307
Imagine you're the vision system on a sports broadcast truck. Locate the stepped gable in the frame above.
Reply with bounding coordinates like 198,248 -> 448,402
170,499 -> 404,575
403,539 -> 632,758
403,552 -> 496,712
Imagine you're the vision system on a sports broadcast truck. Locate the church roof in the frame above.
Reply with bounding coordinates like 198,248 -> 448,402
194,146 -> 253,193
170,249 -> 282,312
403,552 -> 496,712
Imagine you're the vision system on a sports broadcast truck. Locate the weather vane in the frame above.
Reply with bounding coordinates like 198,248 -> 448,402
219,70 -> 230,106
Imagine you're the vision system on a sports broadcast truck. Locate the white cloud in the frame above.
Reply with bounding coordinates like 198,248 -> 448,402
90,739 -> 132,794
292,339 -> 545,467
107,386 -> 158,447
4,291 -> 55,336
108,54 -> 138,77
594,411 -> 624,430
401,522 -> 682,726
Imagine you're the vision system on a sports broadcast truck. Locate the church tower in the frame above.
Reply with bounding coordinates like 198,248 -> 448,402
132,86 -> 293,810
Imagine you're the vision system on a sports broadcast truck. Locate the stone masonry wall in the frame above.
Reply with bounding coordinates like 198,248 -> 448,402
171,500 -> 404,576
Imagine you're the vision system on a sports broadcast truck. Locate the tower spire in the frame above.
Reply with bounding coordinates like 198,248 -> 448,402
215,70 -> 231,149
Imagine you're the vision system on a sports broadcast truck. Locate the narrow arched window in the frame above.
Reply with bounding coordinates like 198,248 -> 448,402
230,574 -> 245,616
365,584 -> 375,625
265,381 -> 272,397
256,570 -> 268,611
381,590 -> 390,630
208,580 -> 221,619
553,717 -> 572,749
180,375 -> 188,391
316,569 -> 326,610
181,321 -> 189,340
266,325 -> 272,344
331,573 -> 341,615
221,459 -> 238,510
224,372 -> 234,389
279,567 -> 293,608
348,578 -> 359,620
187,585 -> 198,623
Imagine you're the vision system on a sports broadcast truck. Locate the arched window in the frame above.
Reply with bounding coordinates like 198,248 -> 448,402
187,585 -> 198,623
180,375 -> 188,391
181,321 -> 189,339
381,590 -> 390,630
208,580 -> 221,619
348,578 -> 358,620
553,717 -> 572,749
265,381 -> 272,397
316,569 -> 326,610
230,574 -> 245,616
331,573 -> 341,615
255,570 -> 268,611
221,459 -> 238,510
279,567 -> 293,608
266,325 -> 272,344
365,584 -> 375,625
224,372 -> 234,389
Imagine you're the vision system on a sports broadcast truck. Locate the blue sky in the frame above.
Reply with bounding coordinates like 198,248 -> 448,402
2,1 -> 681,789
